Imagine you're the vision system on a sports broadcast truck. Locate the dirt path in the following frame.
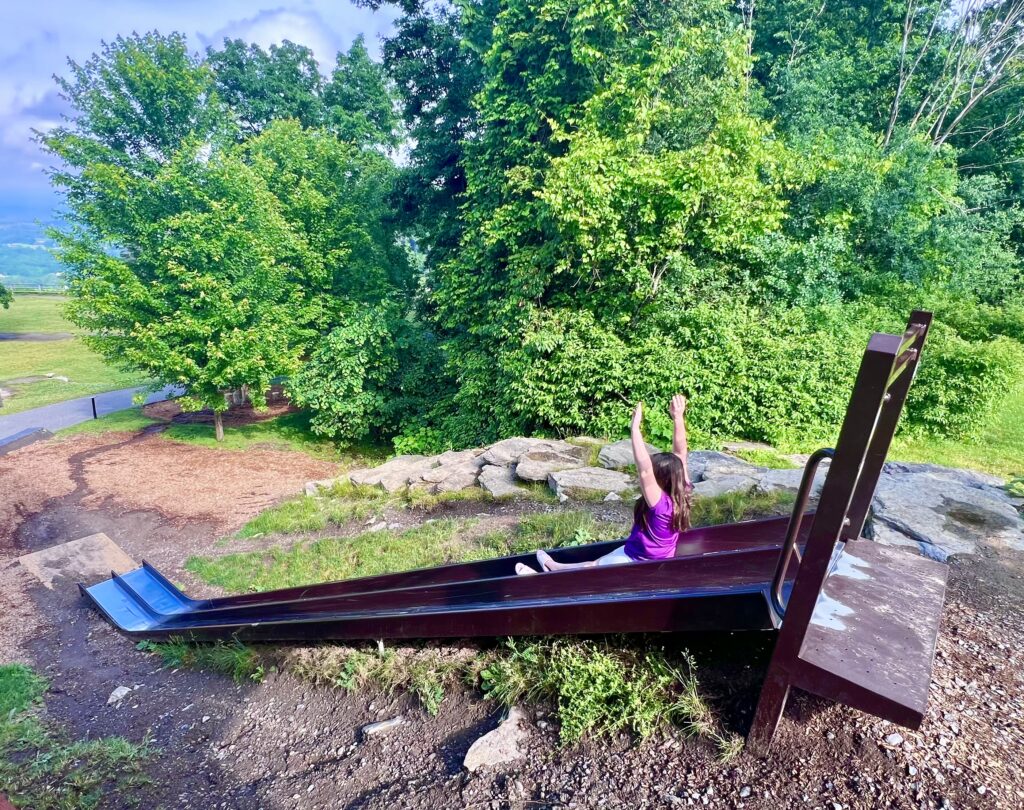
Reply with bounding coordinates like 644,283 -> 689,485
1,430 -> 1022,808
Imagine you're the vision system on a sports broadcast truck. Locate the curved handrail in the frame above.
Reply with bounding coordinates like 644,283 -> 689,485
770,447 -> 835,618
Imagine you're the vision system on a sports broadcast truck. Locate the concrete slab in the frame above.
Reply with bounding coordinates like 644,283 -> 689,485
18,533 -> 136,590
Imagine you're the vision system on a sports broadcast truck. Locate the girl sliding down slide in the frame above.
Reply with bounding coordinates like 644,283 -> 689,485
516,395 -> 693,575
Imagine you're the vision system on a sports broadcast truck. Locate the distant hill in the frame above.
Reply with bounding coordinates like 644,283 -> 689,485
0,220 -> 64,288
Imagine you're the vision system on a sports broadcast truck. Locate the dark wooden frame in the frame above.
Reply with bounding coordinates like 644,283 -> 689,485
746,310 -> 944,753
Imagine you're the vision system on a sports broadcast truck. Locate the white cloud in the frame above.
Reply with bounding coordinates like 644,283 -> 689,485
0,1 -> 398,217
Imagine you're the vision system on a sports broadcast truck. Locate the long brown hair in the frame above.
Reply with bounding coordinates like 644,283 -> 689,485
632,452 -> 692,534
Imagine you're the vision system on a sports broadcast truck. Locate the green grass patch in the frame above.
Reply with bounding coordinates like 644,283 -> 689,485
480,638 -> 739,756
890,382 -> 1024,480
188,518 -> 507,593
161,410 -> 378,462
729,447 -> 798,469
234,479 -> 489,540
0,338 -> 149,414
0,663 -> 151,809
289,644 -> 478,716
0,294 -> 74,334
137,638 -> 265,684
59,406 -> 159,436
691,489 -> 795,527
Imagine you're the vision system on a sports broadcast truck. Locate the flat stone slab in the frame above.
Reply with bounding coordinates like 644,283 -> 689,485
549,466 -> 634,500
871,469 -> 1024,560
514,448 -> 586,482
597,439 -> 661,470
692,474 -> 757,499
18,533 -> 136,590
480,437 -> 581,467
479,464 -> 525,498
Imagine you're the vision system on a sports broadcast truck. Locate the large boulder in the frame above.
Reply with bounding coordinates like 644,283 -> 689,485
871,469 -> 1024,560
754,463 -> 829,497
418,449 -> 487,493
478,464 -> 526,498
463,707 -> 528,772
514,448 -> 587,482
691,450 -> 766,481
481,437 -> 582,467
349,455 -> 439,493
692,474 -> 757,499
548,467 -> 634,501
597,439 -> 662,470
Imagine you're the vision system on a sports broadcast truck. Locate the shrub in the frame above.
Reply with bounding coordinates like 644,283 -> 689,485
905,324 -> 1024,438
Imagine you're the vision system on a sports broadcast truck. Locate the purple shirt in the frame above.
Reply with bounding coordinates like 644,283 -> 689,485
623,490 -> 681,561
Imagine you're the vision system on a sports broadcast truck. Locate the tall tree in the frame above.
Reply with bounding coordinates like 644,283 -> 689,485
323,35 -> 399,148
207,39 -> 325,136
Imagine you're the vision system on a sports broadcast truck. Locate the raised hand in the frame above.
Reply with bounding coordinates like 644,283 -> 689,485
631,401 -> 643,432
669,393 -> 687,421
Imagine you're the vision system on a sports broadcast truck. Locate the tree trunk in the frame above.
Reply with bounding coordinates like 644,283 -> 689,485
214,410 -> 225,442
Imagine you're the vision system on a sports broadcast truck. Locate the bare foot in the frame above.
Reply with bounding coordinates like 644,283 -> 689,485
515,563 -> 538,576
536,549 -> 555,571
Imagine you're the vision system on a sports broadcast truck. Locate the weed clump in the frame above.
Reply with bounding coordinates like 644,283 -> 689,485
478,638 -> 740,757
0,664 -> 151,808
138,638 -> 266,683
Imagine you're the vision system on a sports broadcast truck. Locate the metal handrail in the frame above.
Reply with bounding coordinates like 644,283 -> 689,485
770,447 -> 835,618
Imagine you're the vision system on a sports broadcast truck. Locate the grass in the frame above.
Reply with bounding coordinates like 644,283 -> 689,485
729,447 -> 799,469
137,638 -> 265,684
193,508 -> 631,595
0,338 -> 149,414
59,406 -> 160,435
0,293 -> 150,414
0,294 -> 74,334
160,411 -> 386,463
0,663 -> 151,809
690,489 -> 795,527
890,383 -> 1024,480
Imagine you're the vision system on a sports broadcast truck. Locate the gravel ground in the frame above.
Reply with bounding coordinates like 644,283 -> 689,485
0,429 -> 1021,809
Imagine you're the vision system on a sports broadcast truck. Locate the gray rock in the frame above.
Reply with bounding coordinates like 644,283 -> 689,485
349,455 -> 438,493
514,448 -> 587,482
871,471 -> 1024,560
603,492 -> 622,502
755,463 -> 829,497
478,464 -> 525,498
304,477 -> 344,497
883,461 -> 1005,489
480,437 -> 581,467
419,451 -> 486,493
597,439 -> 662,470
721,440 -> 773,453
463,707 -> 528,772
107,686 -> 133,705
548,467 -> 634,500
361,716 -> 404,738
692,475 -> 757,499
691,450 -> 766,481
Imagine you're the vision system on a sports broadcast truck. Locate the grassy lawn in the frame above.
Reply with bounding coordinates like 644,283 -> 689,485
890,383 -> 1024,480
0,294 -> 74,333
0,294 -> 149,414
0,663 -> 150,808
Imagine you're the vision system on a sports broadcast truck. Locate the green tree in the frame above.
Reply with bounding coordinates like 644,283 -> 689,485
0,283 -> 11,309
207,39 -> 325,136
56,142 -> 311,439
323,35 -> 398,148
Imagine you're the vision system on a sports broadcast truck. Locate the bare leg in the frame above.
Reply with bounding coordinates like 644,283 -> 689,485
536,549 -> 597,572
515,563 -> 538,576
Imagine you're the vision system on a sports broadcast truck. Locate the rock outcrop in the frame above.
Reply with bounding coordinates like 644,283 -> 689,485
597,439 -> 661,470
548,467 -> 634,501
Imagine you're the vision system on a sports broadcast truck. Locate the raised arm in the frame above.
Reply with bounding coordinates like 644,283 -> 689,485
669,393 -> 691,486
631,403 -> 663,508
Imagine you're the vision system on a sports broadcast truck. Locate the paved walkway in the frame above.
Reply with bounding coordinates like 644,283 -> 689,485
0,385 -> 181,443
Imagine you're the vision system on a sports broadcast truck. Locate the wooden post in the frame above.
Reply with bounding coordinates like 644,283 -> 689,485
91,397 -> 98,420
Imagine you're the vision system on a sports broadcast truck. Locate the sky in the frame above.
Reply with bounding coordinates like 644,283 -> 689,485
0,1 -> 398,224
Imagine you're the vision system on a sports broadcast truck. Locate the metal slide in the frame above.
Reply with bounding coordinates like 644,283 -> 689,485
80,514 -> 814,642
